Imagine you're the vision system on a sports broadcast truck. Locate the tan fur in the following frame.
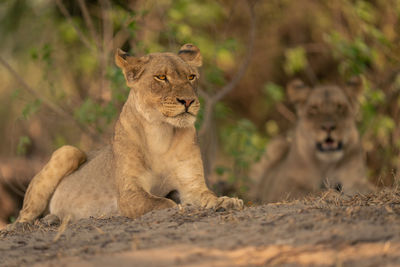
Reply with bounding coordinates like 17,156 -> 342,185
12,44 -> 243,225
252,78 -> 374,203
16,146 -> 86,223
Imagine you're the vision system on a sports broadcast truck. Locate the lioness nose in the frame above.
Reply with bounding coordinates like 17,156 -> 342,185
321,122 -> 336,132
177,98 -> 195,108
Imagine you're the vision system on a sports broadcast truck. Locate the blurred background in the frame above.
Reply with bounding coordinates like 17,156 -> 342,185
1,0 -> 400,224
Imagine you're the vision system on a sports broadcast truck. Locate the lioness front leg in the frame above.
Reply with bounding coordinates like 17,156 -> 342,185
118,186 -> 176,218
195,189 -> 244,210
175,157 -> 243,211
181,184 -> 243,210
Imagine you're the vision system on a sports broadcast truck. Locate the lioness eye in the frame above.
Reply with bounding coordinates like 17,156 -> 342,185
308,105 -> 318,115
155,75 -> 167,81
188,74 -> 196,81
337,104 -> 347,113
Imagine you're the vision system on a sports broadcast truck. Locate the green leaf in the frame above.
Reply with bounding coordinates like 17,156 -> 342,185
263,82 -> 284,102
9,216 -> 16,223
74,99 -> 99,124
11,88 -> 20,100
205,66 -> 225,86
41,43 -> 53,65
101,102 -> 117,124
29,47 -> 38,60
215,166 -> 230,176
283,47 -> 307,75
17,136 -> 31,156
53,135 -> 67,149
21,99 -> 42,120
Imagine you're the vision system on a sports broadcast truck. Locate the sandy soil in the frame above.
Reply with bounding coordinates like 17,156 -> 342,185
0,189 -> 399,267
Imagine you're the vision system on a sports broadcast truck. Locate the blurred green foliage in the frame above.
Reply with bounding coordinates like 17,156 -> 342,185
263,83 -> 284,103
284,47 -> 308,75
1,0 -> 400,195
16,136 -> 31,156
217,118 -> 267,195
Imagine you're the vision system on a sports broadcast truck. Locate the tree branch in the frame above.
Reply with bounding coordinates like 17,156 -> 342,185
213,2 -> 256,103
55,0 -> 95,52
98,0 -> 113,101
77,0 -> 99,44
99,0 -> 113,55
198,87 -> 211,101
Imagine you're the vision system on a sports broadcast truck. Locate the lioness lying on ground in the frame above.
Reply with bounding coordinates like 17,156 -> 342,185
252,78 -> 374,203
11,44 -> 243,226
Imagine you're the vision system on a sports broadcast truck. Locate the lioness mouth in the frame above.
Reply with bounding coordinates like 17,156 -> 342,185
172,111 -> 195,118
316,137 -> 343,152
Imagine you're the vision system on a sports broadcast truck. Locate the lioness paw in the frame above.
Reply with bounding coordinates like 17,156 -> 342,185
41,214 -> 61,226
206,196 -> 244,211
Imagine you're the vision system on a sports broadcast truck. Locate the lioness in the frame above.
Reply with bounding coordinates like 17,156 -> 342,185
12,44 -> 243,226
252,78 -> 374,203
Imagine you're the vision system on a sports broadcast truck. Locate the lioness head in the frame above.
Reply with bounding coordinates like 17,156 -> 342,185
115,44 -> 202,128
287,78 -> 363,162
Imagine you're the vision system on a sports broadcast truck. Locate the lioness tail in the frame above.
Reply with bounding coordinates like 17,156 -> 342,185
16,146 -> 86,223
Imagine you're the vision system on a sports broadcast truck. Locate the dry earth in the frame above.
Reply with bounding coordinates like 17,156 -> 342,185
0,189 -> 399,267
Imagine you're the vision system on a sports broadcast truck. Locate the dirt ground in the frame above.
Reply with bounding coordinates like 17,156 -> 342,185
0,189 -> 399,267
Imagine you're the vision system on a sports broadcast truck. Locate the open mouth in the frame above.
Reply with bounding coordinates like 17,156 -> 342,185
316,137 -> 343,152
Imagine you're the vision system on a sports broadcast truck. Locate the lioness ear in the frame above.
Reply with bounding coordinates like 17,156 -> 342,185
178,43 -> 202,67
115,48 -> 148,83
115,48 -> 130,69
344,76 -> 363,105
287,79 -> 311,106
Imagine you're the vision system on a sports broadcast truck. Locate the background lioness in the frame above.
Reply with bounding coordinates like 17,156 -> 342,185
252,78 -> 374,203
12,44 -> 243,225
